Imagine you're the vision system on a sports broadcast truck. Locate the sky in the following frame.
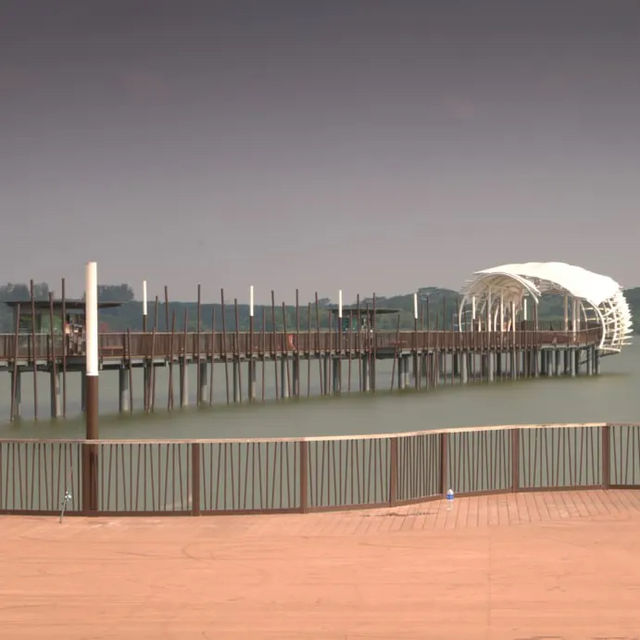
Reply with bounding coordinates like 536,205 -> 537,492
1,0 -> 639,304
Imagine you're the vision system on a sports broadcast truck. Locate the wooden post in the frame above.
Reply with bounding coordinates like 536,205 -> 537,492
440,433 -> 448,495
234,298 -> 242,403
601,424 -> 611,488
127,329 -> 133,413
315,292 -> 323,395
306,303 -> 311,397
371,294 -> 377,392
249,286 -> 254,402
271,291 -> 279,400
10,303 -> 21,421
48,292 -> 60,418
209,307 -> 216,405
389,437 -> 398,505
295,289 -> 300,397
511,428 -> 520,492
299,440 -> 308,513
191,443 -> 201,515
167,313 -> 175,410
221,289 -> 229,404
180,309 -> 188,407
30,280 -> 38,420
196,285 -> 202,405
61,277 -> 67,417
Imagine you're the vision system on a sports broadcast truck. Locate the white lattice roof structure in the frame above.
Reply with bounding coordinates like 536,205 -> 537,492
459,262 -> 632,353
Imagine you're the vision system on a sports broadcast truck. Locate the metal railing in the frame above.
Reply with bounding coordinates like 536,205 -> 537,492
0,328 -> 603,362
0,422 -> 637,516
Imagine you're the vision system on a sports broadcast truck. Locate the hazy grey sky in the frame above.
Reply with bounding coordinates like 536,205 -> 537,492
1,0 -> 638,303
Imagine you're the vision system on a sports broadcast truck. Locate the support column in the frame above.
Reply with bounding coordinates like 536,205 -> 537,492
49,370 -> 62,418
570,348 -> 576,377
11,368 -> 22,419
80,370 -> 86,412
403,355 -> 410,388
198,360 -> 208,404
594,348 -> 600,374
322,355 -> 329,396
488,351 -> 495,382
118,367 -> 130,413
234,359 -> 241,402
461,351 -> 468,384
510,350 -> 517,380
248,359 -> 257,400
332,357 -> 341,394
180,360 -> 189,406
587,346 -> 593,375
362,356 -> 370,392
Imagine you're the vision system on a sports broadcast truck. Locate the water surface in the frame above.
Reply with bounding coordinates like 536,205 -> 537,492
0,343 -> 637,439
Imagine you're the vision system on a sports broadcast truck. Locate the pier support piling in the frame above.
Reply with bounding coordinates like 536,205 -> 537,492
198,361 -> 208,404
180,360 -> 189,407
11,368 -> 22,419
118,367 -> 130,414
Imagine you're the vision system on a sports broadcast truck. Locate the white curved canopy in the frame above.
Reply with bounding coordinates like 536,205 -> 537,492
460,261 -> 632,354
477,262 -> 622,308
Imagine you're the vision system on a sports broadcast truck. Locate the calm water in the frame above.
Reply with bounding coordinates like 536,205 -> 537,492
0,343 -> 638,439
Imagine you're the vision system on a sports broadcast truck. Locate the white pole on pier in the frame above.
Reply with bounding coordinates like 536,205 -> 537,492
142,280 -> 148,331
85,261 -> 99,439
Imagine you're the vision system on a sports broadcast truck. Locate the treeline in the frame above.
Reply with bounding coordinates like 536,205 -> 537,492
0,283 -> 638,333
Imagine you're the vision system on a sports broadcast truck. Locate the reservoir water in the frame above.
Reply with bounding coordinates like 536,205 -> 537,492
0,343 -> 637,440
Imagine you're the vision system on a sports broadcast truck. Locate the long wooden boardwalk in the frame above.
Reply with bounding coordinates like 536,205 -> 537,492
0,327 -> 602,419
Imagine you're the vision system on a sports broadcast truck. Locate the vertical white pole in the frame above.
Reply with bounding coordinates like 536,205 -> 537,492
413,293 -> 418,320
523,297 -> 528,322
249,285 -> 254,318
500,293 -> 504,333
142,280 -> 148,318
487,291 -> 492,332
86,262 -> 98,377
338,289 -> 343,319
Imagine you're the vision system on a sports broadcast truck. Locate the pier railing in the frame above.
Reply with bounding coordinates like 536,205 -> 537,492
1,422 -> 637,516
0,328 -> 602,362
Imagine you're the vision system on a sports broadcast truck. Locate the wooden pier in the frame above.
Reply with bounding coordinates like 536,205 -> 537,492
0,325 -> 602,420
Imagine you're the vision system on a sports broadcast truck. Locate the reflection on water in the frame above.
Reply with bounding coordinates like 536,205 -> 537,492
0,343 -> 637,440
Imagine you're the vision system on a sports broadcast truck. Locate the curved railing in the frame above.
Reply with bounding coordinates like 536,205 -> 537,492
0,422 -> 638,516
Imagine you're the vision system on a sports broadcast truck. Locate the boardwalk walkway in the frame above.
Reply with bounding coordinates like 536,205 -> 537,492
2,489 -> 640,638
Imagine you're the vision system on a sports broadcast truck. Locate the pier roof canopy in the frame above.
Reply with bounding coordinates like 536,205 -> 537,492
460,262 -> 632,354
